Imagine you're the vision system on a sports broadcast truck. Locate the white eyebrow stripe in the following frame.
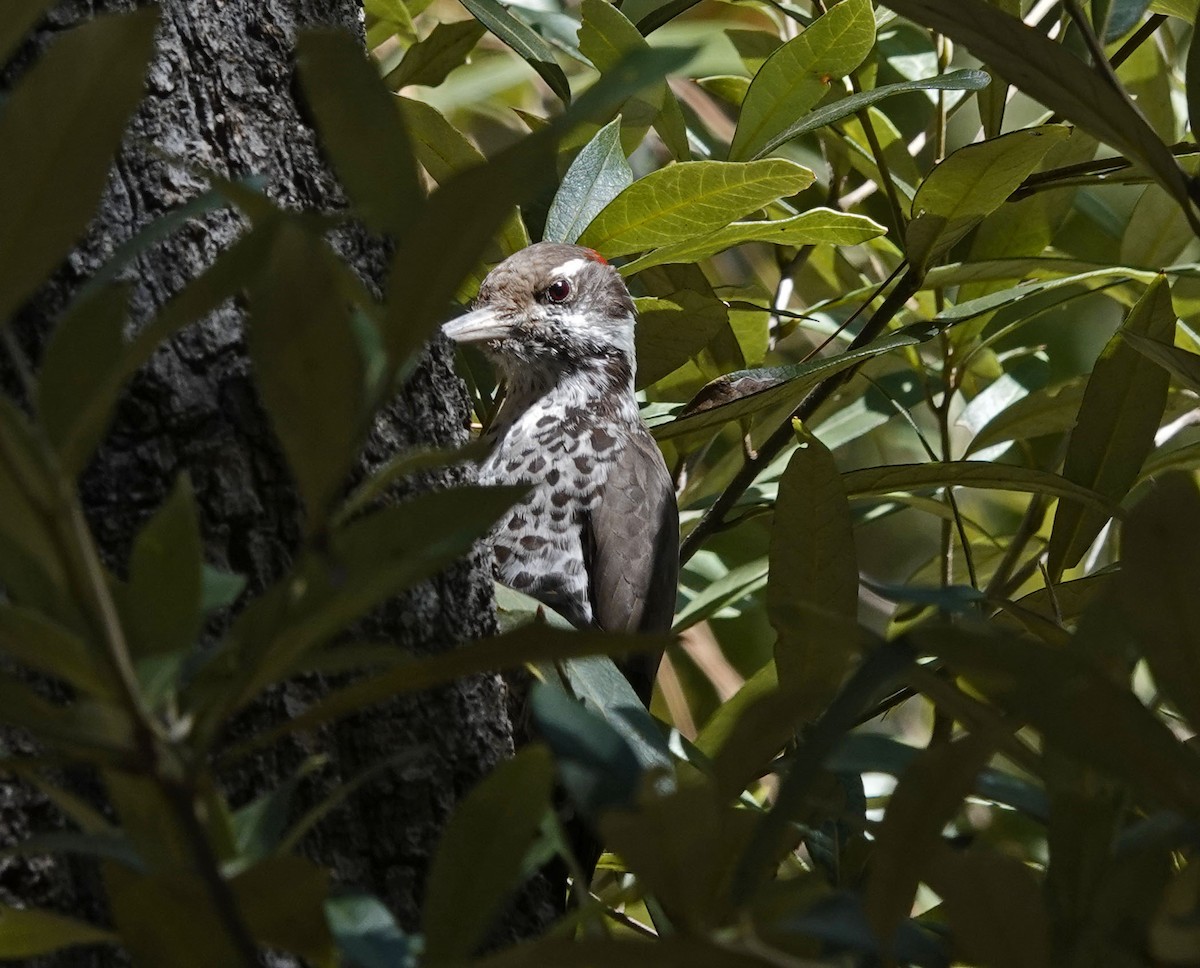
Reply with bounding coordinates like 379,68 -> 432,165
553,258 -> 588,279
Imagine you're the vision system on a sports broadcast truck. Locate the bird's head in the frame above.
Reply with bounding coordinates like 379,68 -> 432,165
441,242 -> 637,387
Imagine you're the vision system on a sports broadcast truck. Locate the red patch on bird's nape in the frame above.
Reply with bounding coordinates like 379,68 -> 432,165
583,248 -> 608,265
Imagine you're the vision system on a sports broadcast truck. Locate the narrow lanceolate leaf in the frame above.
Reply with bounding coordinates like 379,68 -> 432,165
882,0 -> 1200,231
247,224 -> 366,530
384,19 -> 486,90
864,734 -> 994,958
122,476 -> 203,658
620,208 -> 886,275
578,159 -> 814,258
749,70 -> 991,161
544,117 -> 633,244
924,625 -> 1200,813
729,0 -> 876,162
297,30 -> 421,236
1048,277 -> 1174,578
843,461 -> 1117,516
1188,6 -> 1200,138
1123,331 -> 1200,393
1116,474 -> 1200,730
460,0 -> 571,104
0,906 -> 116,959
768,424 -> 860,706
0,8 -> 160,325
906,126 -> 1071,272
36,285 -> 128,476
423,746 -> 555,962
655,325 -> 937,441
0,605 -> 111,697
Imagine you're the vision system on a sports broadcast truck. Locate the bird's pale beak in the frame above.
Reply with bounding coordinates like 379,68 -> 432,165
441,307 -> 511,344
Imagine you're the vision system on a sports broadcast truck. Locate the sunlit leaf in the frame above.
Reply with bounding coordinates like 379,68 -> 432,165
461,0 -> 571,104
544,117 -> 632,244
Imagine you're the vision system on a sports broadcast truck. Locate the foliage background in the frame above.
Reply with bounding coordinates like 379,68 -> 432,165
4,0 -> 1200,965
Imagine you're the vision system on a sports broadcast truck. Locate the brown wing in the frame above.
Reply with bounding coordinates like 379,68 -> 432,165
583,428 -> 679,704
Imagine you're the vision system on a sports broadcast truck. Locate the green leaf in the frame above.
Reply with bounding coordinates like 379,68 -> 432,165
926,846 -> 1053,968
35,285 -> 128,476
654,324 -> 937,441
1116,474 -> 1200,730
0,605 -> 112,697
201,565 -> 247,614
297,30 -> 421,236
1188,7 -> 1200,135
965,379 -> 1085,456
922,625 -> 1200,812
729,0 -> 877,162
231,756 -> 327,865
578,0 -> 661,152
0,8 -> 160,325
1124,330 -> 1200,393
748,69 -> 991,161
530,684 -> 643,816
882,0 -> 1200,233
544,117 -> 633,244
460,0 -> 571,104
247,223 -> 366,530
0,397 -> 66,596
864,733 -> 994,955
326,894 -> 415,968
1048,276 -> 1174,577
232,856 -> 336,964
673,556 -> 769,632
0,906 -> 116,959
634,290 -> 728,388
423,746 -> 555,962
620,208 -> 886,275
906,126 -> 1072,272
843,461 -> 1118,516
384,19 -> 485,90
578,158 -> 814,258
121,475 -> 204,659
769,425 -> 860,705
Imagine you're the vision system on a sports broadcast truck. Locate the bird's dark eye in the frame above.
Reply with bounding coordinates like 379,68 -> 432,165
545,278 -> 571,303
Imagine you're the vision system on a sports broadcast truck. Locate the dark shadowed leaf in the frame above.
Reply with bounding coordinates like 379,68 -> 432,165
297,30 -> 421,236
0,8 -> 159,325
0,605 -> 111,698
864,733 -> 993,954
0,906 -> 116,959
544,117 -> 633,244
769,424 -> 859,703
36,285 -> 128,476
0,0 -> 60,65
460,0 -> 571,104
729,0 -> 876,162
1124,330 -> 1200,393
530,684 -> 643,817
247,223 -> 366,530
578,159 -> 814,257
232,856 -> 335,963
0,398 -> 66,599
1116,474 -> 1200,730
920,625 -> 1200,812
230,756 -> 327,865
121,476 -> 203,659
423,745 -> 555,962
384,19 -> 485,90
1048,276 -> 1174,577
965,379 -> 1085,455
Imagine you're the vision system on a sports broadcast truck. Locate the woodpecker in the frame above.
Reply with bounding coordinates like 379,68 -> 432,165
442,242 -> 679,704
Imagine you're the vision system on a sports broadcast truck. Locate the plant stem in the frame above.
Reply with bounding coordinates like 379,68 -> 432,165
680,266 -> 922,564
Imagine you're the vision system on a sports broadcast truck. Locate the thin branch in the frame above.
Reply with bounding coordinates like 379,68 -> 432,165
680,266 -> 921,564
1110,14 -> 1167,70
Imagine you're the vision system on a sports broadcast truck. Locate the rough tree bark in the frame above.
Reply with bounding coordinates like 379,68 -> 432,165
0,1 -> 552,961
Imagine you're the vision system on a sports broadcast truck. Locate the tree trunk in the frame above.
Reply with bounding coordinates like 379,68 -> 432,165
0,1 -> 552,961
